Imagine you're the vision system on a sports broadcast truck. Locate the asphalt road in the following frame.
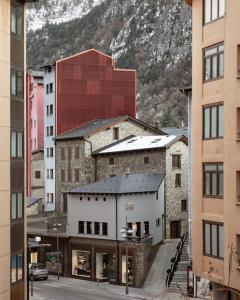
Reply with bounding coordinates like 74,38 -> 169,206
30,277 -> 141,300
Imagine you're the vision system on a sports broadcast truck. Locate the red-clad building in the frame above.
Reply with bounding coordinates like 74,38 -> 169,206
26,71 -> 44,197
55,49 -> 136,135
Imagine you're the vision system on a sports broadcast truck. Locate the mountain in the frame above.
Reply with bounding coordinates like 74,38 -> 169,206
27,0 -> 192,127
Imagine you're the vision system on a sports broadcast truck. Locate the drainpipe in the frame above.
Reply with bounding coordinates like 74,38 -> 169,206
115,195 -> 119,284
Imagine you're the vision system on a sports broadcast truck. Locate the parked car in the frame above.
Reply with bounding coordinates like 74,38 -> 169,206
29,263 -> 48,281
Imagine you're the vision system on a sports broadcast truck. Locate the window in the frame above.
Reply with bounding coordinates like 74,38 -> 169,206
78,221 -> 84,234
47,193 -> 54,203
94,222 -> 100,235
102,223 -> 108,236
204,222 -> 224,259
204,0 -> 224,24
204,43 -> 224,81
156,218 -> 161,227
35,171 -> 41,179
61,148 -> 65,160
175,174 -> 181,187
87,222 -> 92,234
203,163 -> 223,197
144,221 -> 149,235
47,126 -> 54,137
11,132 -> 23,158
237,235 -> 240,266
113,127 -> 119,140
47,169 -> 54,179
68,147 -> 72,160
47,104 -> 53,116
50,83 -> 53,93
63,193 -> 68,213
144,156 -> 149,164
172,155 -> 181,169
46,84 -> 49,94
181,199 -> 187,212
203,105 -> 224,139
109,157 -> 114,165
11,5 -> 23,37
11,69 -> 23,98
75,169 -> 80,182
11,193 -> 23,220
68,169 -> 72,183
11,253 -> 23,283
75,147 -> 80,159
47,148 -> 54,158
61,170 -> 65,182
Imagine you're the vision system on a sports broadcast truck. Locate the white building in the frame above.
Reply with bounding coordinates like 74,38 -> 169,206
43,65 -> 56,211
67,173 -> 165,286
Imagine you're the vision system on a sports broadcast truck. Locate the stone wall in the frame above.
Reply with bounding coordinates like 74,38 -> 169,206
165,141 -> 189,238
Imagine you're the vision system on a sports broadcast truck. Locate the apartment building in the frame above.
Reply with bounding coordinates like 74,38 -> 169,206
187,0 -> 240,299
26,71 -> 44,197
0,0 -> 33,299
42,49 -> 136,212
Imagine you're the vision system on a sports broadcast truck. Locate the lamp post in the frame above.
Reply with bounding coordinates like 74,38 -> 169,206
53,223 -> 62,280
120,215 -> 133,295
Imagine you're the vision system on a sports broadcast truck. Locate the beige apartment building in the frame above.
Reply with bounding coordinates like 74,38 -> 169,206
187,0 -> 240,299
0,0 -> 37,299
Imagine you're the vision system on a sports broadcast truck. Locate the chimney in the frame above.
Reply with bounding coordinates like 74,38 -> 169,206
126,168 -> 130,176
154,121 -> 159,129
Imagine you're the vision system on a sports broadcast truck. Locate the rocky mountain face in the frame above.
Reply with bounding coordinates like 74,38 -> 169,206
27,0 -> 192,127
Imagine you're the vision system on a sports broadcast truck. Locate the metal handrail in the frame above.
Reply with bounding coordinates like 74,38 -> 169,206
166,232 -> 187,288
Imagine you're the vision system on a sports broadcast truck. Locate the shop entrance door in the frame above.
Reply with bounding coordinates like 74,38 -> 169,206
96,253 -> 116,281
170,221 -> 181,239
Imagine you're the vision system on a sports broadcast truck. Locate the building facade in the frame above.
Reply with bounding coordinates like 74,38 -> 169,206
67,173 -> 165,287
93,135 -> 189,239
31,149 -> 44,200
55,116 -> 164,213
0,0 -> 33,299
26,71 -> 44,197
42,49 -> 137,212
187,0 -> 240,298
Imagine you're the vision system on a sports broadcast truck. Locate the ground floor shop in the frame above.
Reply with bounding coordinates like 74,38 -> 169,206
28,235 -> 156,287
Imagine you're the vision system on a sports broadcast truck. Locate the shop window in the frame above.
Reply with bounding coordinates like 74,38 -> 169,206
203,163 -> 223,197
96,253 -> 116,280
113,127 -> 119,140
181,199 -> 187,212
203,222 -> 224,259
102,223 -> 108,236
72,250 -> 91,277
175,174 -> 181,187
204,43 -> 224,81
87,222 -> 92,234
121,256 -> 133,284
78,221 -> 84,234
144,221 -> 149,235
94,222 -> 100,235
172,154 -> 181,168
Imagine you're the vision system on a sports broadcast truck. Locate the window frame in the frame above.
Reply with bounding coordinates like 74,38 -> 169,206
203,163 -> 223,198
172,154 -> 181,169
203,43 -> 224,82
113,127 -> 119,140
181,199 -> 187,212
11,4 -> 23,38
203,221 -> 224,260
203,104 -> 224,140
175,173 -> 181,188
11,252 -> 24,284
11,69 -> 24,98
203,0 -> 225,25
11,131 -> 23,158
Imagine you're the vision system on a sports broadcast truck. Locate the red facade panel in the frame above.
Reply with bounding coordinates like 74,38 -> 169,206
56,49 -> 136,135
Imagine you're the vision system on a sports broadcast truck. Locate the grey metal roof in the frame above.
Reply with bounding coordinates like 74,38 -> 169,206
55,116 -> 165,141
161,127 -> 188,138
69,173 -> 165,195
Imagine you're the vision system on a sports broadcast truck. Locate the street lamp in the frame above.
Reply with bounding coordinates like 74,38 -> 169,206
53,223 -> 62,280
120,216 -> 133,295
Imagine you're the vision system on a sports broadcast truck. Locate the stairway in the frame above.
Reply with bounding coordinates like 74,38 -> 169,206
168,233 -> 190,294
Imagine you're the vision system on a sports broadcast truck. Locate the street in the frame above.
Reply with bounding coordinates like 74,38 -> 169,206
30,276 -> 143,300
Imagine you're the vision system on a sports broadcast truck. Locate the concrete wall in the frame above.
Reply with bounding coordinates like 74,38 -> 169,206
0,0 -> 11,299
44,68 -> 55,211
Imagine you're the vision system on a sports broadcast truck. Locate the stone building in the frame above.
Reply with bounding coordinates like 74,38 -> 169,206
31,149 -> 44,199
54,115 -> 164,212
93,135 -> 189,239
